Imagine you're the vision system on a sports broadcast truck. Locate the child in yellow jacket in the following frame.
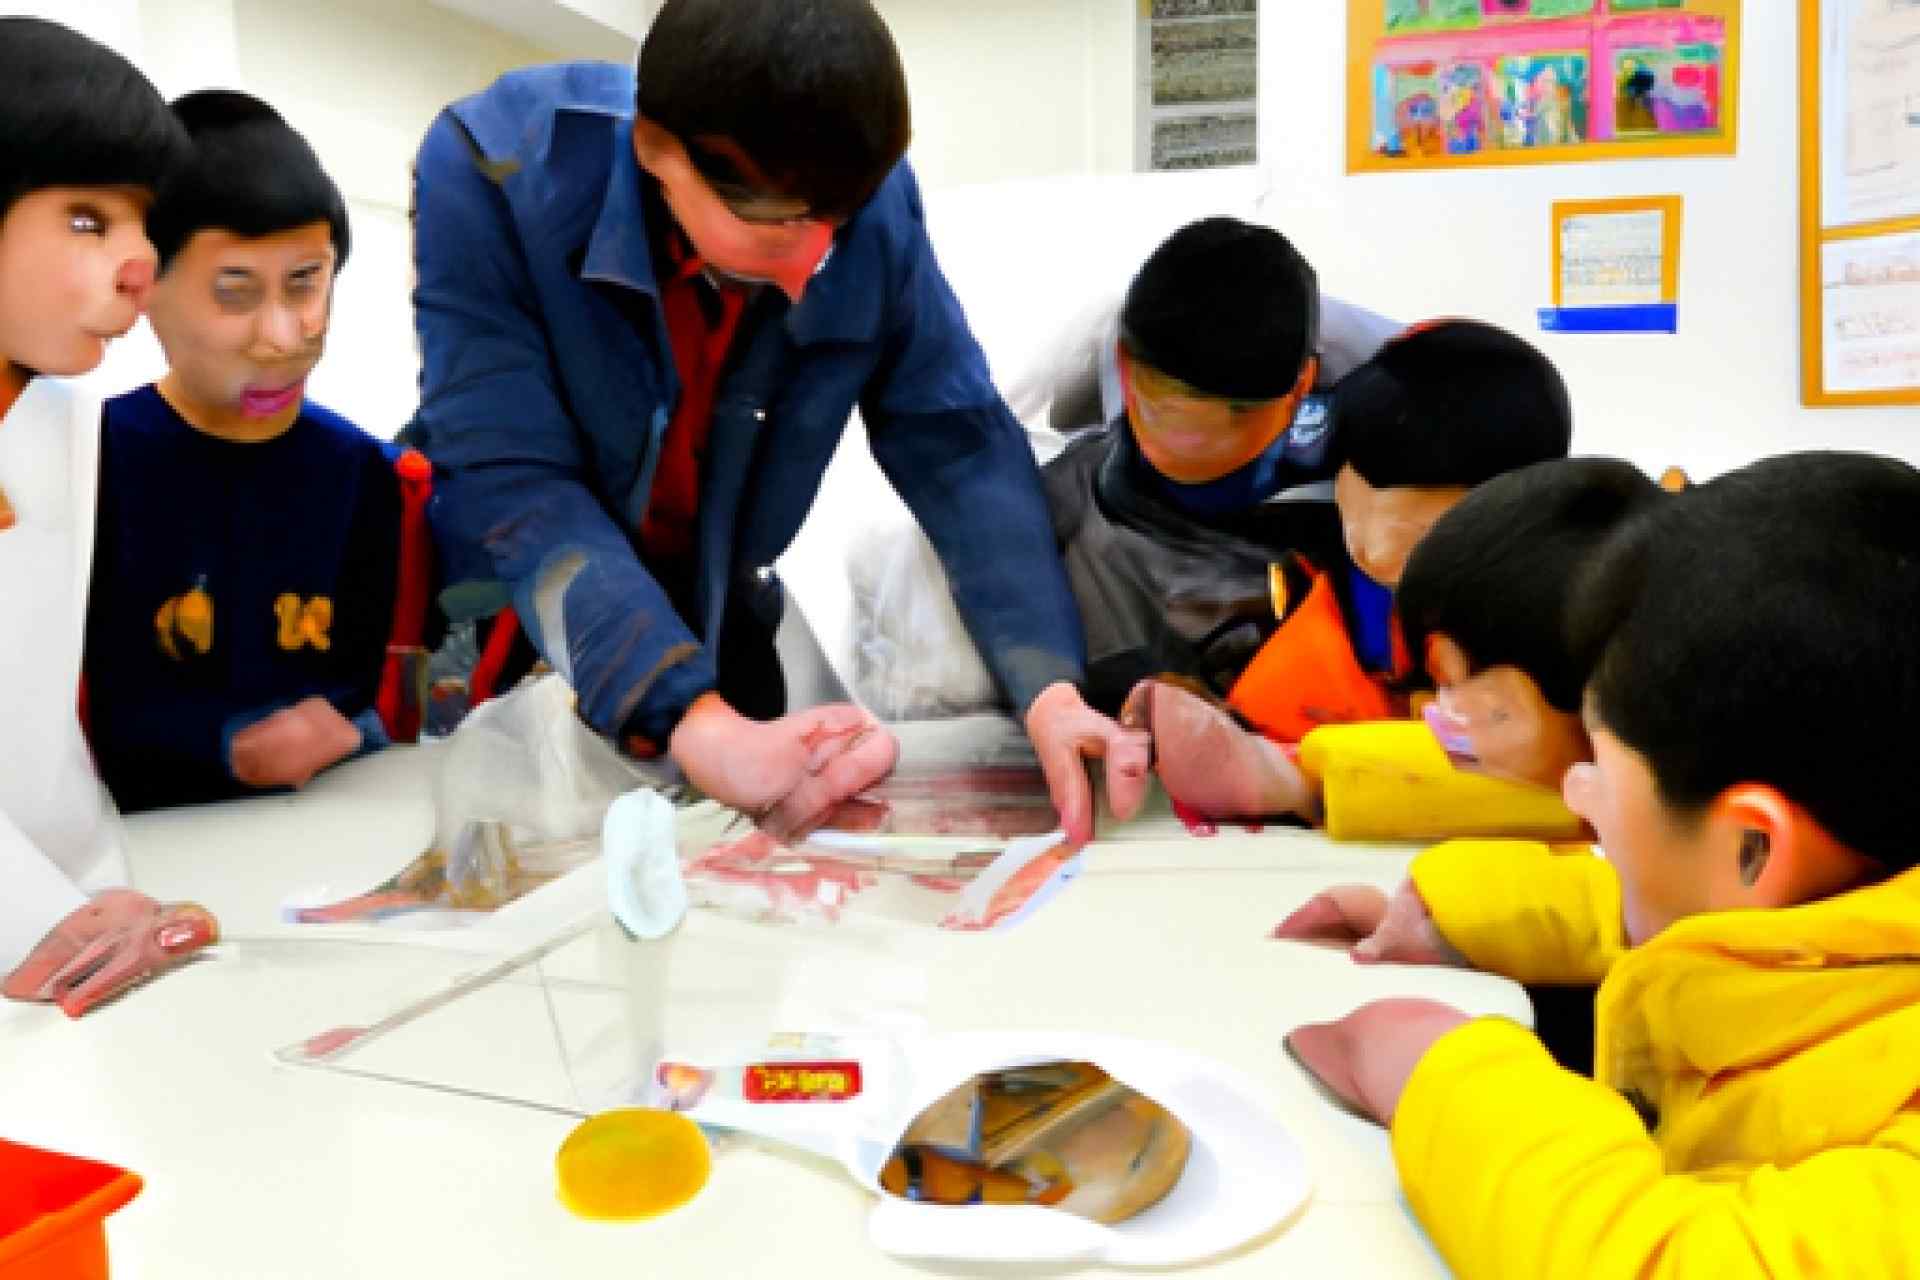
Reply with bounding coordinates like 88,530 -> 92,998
1157,456 -> 1663,843
1285,451 -> 1920,1277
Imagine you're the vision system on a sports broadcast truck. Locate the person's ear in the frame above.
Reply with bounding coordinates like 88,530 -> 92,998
1116,346 -> 1142,420
1288,353 -> 1319,404
1424,633 -> 1472,688
1710,783 -> 1796,908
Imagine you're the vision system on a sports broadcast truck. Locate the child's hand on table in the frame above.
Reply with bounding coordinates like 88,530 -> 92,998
3,888 -> 218,1017
229,695 -> 364,789
1272,879 -> 1466,967
1284,998 -> 1471,1126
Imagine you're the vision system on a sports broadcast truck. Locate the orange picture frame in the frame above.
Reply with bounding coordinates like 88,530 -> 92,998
1798,0 -> 1920,407
1551,194 -> 1683,308
1347,0 -> 1743,174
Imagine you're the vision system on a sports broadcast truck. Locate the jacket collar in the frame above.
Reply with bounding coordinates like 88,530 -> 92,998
580,122 -> 661,297
578,119 -> 879,346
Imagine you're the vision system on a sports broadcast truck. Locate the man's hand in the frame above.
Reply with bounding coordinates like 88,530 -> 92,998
670,693 -> 900,839
1272,879 -> 1467,967
229,696 -> 364,789
3,888 -> 218,1018
1024,682 -> 1153,848
1284,998 -> 1471,1126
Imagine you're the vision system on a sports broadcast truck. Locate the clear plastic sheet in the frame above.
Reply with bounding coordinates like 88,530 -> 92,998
284,675 -> 653,925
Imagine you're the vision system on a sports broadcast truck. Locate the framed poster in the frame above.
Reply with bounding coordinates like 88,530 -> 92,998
1542,194 -> 1684,331
1800,0 -> 1920,406
1347,0 -> 1743,173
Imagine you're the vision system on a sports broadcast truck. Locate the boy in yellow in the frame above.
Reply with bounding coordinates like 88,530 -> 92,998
1285,451 -> 1920,1277
1281,457 -> 1665,949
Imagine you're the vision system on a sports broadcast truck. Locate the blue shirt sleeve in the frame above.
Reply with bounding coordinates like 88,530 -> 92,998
407,110 -> 717,743
857,167 -> 1086,711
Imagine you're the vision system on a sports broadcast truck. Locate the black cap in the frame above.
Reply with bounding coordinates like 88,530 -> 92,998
1337,319 -> 1572,489
1119,216 -> 1319,402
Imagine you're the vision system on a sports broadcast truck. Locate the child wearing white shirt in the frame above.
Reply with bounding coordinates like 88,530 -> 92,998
0,18 -> 216,1017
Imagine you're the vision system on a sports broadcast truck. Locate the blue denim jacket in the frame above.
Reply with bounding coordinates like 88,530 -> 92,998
405,62 -> 1084,742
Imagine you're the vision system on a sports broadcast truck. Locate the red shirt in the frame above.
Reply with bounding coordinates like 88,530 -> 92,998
638,235 -> 749,565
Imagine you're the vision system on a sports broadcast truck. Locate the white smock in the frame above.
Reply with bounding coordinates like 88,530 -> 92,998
0,377 -> 128,972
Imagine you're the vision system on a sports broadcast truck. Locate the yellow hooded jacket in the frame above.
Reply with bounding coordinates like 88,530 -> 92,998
1410,837 -> 1626,984
1391,864 -> 1920,1278
1298,721 -> 1587,843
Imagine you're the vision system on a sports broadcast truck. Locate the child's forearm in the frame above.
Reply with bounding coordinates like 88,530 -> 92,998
1299,721 -> 1587,842
1410,839 -> 1626,985
1394,1019 -> 1920,1278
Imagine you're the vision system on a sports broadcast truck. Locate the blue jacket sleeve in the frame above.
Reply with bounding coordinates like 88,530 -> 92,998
407,111 -> 715,743
859,173 -> 1086,712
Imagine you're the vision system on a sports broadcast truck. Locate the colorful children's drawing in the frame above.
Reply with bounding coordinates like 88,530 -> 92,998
1386,0 -> 1483,32
1374,60 -> 1449,157
1610,39 -> 1722,137
1374,58 -> 1492,156
1494,51 -> 1590,148
1349,0 -> 1738,171
1438,62 -> 1490,153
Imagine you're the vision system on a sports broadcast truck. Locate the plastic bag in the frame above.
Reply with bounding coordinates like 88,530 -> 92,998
286,675 -> 656,924
847,521 -> 1005,721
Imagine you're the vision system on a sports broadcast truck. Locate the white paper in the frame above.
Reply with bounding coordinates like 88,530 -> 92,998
1821,230 -> 1920,394
1821,0 -> 1920,230
1560,209 -> 1667,307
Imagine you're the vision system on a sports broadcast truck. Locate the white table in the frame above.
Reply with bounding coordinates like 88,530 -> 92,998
0,747 -> 1524,1278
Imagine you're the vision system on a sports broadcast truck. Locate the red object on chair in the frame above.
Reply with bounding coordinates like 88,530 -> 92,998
0,1140 -> 143,1280
375,447 -> 435,743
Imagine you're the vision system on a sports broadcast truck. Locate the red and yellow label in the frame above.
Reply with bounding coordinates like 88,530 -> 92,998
742,1061 -> 863,1103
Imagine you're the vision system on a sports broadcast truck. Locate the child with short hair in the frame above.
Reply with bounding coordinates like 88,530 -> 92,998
1278,458 -> 1665,1072
1044,216 -> 1395,714
1398,455 -> 1665,790
1288,452 -> 1920,1274
0,18 -> 216,1016
1278,457 -> 1667,965
1124,319 -> 1574,831
85,90 -> 425,812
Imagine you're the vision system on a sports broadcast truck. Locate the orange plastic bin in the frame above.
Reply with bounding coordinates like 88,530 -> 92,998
0,1141 -> 143,1280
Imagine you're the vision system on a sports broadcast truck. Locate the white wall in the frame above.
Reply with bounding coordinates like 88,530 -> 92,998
1251,3 -> 1914,479
876,0 -> 1137,190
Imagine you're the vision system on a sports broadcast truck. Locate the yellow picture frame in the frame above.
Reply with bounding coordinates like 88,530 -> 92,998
1798,0 -> 1920,407
1346,0 -> 1742,174
1551,194 -> 1683,309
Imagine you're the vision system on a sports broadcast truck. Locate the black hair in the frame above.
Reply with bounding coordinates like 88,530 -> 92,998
637,0 -> 911,221
0,18 -> 189,220
1118,216 -> 1319,402
147,90 -> 350,272
1338,320 -> 1572,489
1397,457 -> 1663,711
1578,451 -> 1920,869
